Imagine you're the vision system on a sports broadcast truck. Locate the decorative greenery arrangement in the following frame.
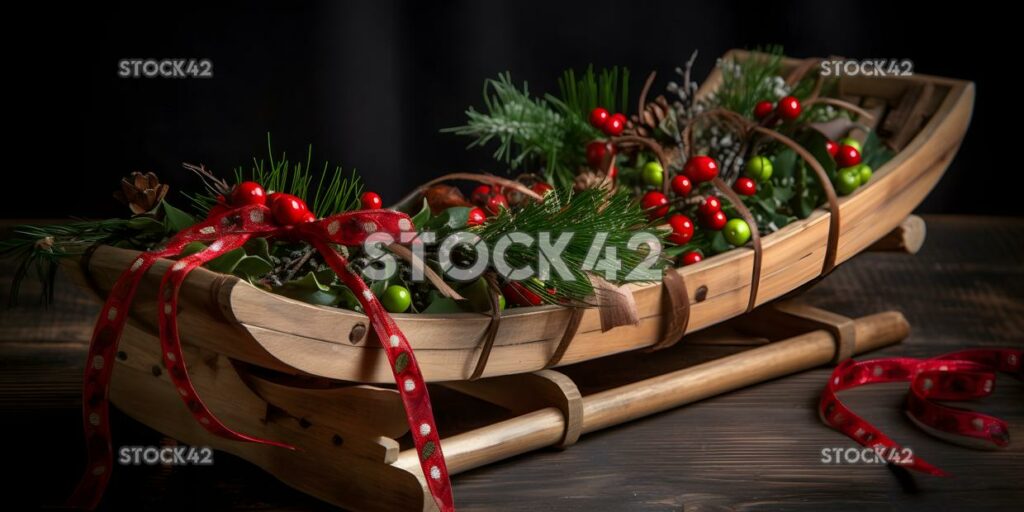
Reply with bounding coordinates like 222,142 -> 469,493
2,48 -> 893,315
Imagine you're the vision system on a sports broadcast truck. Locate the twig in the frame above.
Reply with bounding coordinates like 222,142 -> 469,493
183,163 -> 231,196
283,246 -> 315,282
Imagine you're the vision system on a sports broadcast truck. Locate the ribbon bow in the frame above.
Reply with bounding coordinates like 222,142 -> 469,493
69,204 -> 456,511
820,348 -> 1022,476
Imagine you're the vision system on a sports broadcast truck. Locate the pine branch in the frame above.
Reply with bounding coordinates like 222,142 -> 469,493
0,219 -> 136,305
472,188 -> 667,304
705,46 -> 786,116
444,73 -> 572,169
184,134 -> 363,217
445,72 -> 622,191
552,65 -> 631,120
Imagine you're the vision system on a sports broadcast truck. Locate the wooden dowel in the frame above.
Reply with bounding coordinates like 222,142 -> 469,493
400,311 -> 909,475
868,215 -> 927,254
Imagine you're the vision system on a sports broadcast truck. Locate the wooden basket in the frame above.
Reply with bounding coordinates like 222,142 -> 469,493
71,51 -> 973,383
62,50 -> 973,511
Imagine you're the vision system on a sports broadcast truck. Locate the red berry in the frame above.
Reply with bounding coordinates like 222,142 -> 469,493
703,210 -> 727,230
681,251 -> 703,266
471,185 -> 491,206
530,182 -> 554,197
589,107 -> 610,129
232,181 -> 266,206
753,101 -> 774,120
271,194 -> 309,226
698,195 -> 722,217
776,96 -> 802,120
602,113 -> 626,136
733,177 -> 757,196
360,191 -> 383,210
606,163 -> 618,180
502,281 -> 543,307
301,211 -> 317,223
667,214 -> 694,245
586,141 -> 614,168
825,140 -> 839,158
683,155 -> 719,182
467,207 -> 487,226
486,193 -> 509,215
671,175 -> 692,197
266,192 -> 283,206
640,191 -> 669,219
835,144 -> 862,168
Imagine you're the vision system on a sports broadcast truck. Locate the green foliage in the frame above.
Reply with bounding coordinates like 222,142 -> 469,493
161,201 -> 195,232
275,271 -> 346,306
471,188 -> 666,304
706,46 -> 785,116
445,67 -> 628,191
187,134 -> 364,218
553,66 -> 630,121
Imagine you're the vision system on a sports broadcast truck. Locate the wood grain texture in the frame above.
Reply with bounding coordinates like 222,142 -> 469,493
2,215 -> 1021,510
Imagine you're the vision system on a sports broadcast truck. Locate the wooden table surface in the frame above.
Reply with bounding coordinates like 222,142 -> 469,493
3,215 -> 1022,511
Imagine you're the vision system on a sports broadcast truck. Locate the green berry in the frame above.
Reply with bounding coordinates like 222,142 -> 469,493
461,278 -> 506,312
838,137 -> 862,153
723,218 -> 751,246
641,161 -> 664,187
835,168 -> 861,195
857,164 -> 873,185
381,285 -> 412,313
745,156 -> 773,182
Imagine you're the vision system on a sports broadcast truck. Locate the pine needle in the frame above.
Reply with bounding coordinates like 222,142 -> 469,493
185,134 -> 363,217
472,188 -> 667,304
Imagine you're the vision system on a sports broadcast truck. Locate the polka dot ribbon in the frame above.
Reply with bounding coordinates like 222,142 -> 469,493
68,204 -> 455,512
820,348 -> 1022,476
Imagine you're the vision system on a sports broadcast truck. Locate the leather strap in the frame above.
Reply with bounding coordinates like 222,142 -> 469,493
713,177 -> 762,313
544,308 -> 585,369
468,274 -> 503,380
646,269 -> 690,351
750,126 -> 841,275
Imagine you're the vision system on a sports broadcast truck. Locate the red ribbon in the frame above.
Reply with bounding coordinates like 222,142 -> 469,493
820,348 -> 1022,475
69,204 -> 455,511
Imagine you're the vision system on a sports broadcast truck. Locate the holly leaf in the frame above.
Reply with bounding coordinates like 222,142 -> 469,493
232,255 -> 273,279
161,201 -> 195,232
127,215 -> 165,234
206,247 -> 247,274
709,230 -> 731,254
801,130 -> 838,176
332,285 -> 362,312
772,149 -> 798,179
275,272 -> 341,306
861,131 -> 894,169
772,212 -> 795,229
243,237 -> 272,261
423,296 -> 464,314
180,241 -> 207,257
411,199 -> 432,229
421,206 -> 472,232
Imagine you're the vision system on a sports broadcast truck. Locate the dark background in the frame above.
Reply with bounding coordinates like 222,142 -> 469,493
8,0 -> 1019,219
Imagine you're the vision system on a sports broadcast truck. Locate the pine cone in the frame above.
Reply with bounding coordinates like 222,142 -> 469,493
573,170 -> 612,192
624,95 -> 673,138
114,172 -> 168,214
